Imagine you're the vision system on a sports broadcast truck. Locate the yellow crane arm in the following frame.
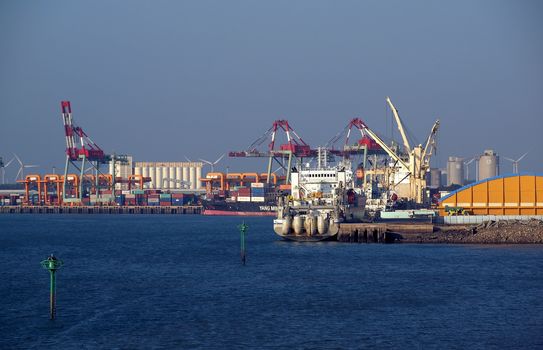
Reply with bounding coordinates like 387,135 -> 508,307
361,124 -> 410,171
386,96 -> 411,153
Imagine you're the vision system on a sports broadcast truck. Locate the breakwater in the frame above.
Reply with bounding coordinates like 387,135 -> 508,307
337,220 -> 543,244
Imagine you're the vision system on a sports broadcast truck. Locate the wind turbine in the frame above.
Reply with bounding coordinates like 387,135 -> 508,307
199,154 -> 225,173
1,157 -> 15,184
13,154 -> 39,181
464,157 -> 478,182
503,152 -> 529,174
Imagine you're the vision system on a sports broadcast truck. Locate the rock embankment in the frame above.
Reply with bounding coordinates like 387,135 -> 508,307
431,219 -> 543,244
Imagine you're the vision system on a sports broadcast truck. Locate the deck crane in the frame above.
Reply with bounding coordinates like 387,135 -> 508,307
60,101 -> 128,203
421,120 -> 440,172
229,119 -> 314,184
355,100 -> 440,204
386,96 -> 411,154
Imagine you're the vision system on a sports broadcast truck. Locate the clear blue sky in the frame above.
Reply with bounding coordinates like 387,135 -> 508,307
1,0 -> 542,178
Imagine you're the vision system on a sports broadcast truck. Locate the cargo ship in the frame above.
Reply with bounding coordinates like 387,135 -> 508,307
202,182 -> 279,216
273,160 -> 366,241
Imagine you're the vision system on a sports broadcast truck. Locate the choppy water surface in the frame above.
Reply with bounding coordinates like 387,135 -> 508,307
0,215 -> 542,349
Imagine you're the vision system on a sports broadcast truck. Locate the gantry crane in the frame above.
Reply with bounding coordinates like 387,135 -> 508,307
229,120 -> 314,184
60,101 -> 128,204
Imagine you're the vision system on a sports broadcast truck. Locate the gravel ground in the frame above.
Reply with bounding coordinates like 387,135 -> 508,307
429,219 -> 543,244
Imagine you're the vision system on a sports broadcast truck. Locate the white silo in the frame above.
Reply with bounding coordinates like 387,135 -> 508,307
155,163 -> 162,189
182,166 -> 189,188
168,166 -> 175,189
176,166 -> 182,189
134,166 -> 142,177
142,164 -> 149,189
148,165 -> 156,189
447,157 -> 464,186
478,149 -> 499,181
189,166 -> 196,189
196,165 -> 202,189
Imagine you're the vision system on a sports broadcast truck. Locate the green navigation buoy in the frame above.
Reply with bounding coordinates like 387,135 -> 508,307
238,222 -> 248,265
41,254 -> 63,320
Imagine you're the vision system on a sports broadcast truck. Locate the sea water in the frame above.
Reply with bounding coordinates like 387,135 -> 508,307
0,215 -> 542,349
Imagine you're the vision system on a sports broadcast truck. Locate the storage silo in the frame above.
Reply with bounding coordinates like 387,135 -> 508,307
189,166 -> 196,189
142,164 -> 149,189
169,166 -> 175,189
182,166 -> 189,188
447,157 -> 464,186
148,164 -> 156,189
428,168 -> 442,188
176,166 -> 182,189
478,149 -> 499,181
157,165 -> 164,189
196,165 -> 202,189
134,166 -> 142,176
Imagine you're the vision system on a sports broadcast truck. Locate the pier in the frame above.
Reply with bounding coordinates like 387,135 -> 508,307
338,222 -> 435,243
0,205 -> 202,215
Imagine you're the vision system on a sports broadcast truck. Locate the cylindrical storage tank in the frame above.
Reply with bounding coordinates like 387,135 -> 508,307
155,166 -> 162,189
163,166 -> 170,189
282,215 -> 292,235
447,157 -> 464,186
293,215 -> 304,235
182,167 -> 189,189
148,166 -> 156,189
196,166 -> 202,189
175,167 -> 182,189
169,167 -> 176,189
429,168 -> 441,188
478,150 -> 499,181
189,167 -> 196,189
134,166 -> 142,176
109,162 -> 115,176
142,166 -> 149,189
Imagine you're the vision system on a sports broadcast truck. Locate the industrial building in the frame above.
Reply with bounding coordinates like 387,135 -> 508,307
134,162 -> 203,190
438,173 -> 543,216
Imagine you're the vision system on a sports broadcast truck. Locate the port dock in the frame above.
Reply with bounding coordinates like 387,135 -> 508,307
0,205 -> 202,215
338,222 -> 435,243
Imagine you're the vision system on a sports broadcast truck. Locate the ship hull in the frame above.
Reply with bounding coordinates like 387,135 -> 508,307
202,199 -> 277,217
203,209 -> 276,216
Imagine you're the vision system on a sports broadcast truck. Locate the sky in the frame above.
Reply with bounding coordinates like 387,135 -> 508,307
1,0 -> 542,180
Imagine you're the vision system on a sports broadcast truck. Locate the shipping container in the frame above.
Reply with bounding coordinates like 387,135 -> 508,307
251,182 -> 264,188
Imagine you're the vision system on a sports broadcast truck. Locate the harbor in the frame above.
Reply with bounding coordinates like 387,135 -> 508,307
0,205 -> 202,215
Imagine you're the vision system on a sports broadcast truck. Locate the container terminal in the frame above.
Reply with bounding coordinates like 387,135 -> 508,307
1,99 -> 542,242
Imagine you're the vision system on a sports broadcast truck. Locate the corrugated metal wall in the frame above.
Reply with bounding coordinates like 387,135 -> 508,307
439,173 -> 543,216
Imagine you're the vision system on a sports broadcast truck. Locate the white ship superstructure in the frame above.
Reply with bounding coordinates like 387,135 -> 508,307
274,158 -> 366,241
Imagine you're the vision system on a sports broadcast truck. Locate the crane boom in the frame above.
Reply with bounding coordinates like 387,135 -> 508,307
359,121 -> 410,171
421,119 -> 440,167
386,96 -> 411,153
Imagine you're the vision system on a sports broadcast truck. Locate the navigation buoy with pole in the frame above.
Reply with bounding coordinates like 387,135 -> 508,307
41,254 -> 63,320
238,222 -> 248,265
